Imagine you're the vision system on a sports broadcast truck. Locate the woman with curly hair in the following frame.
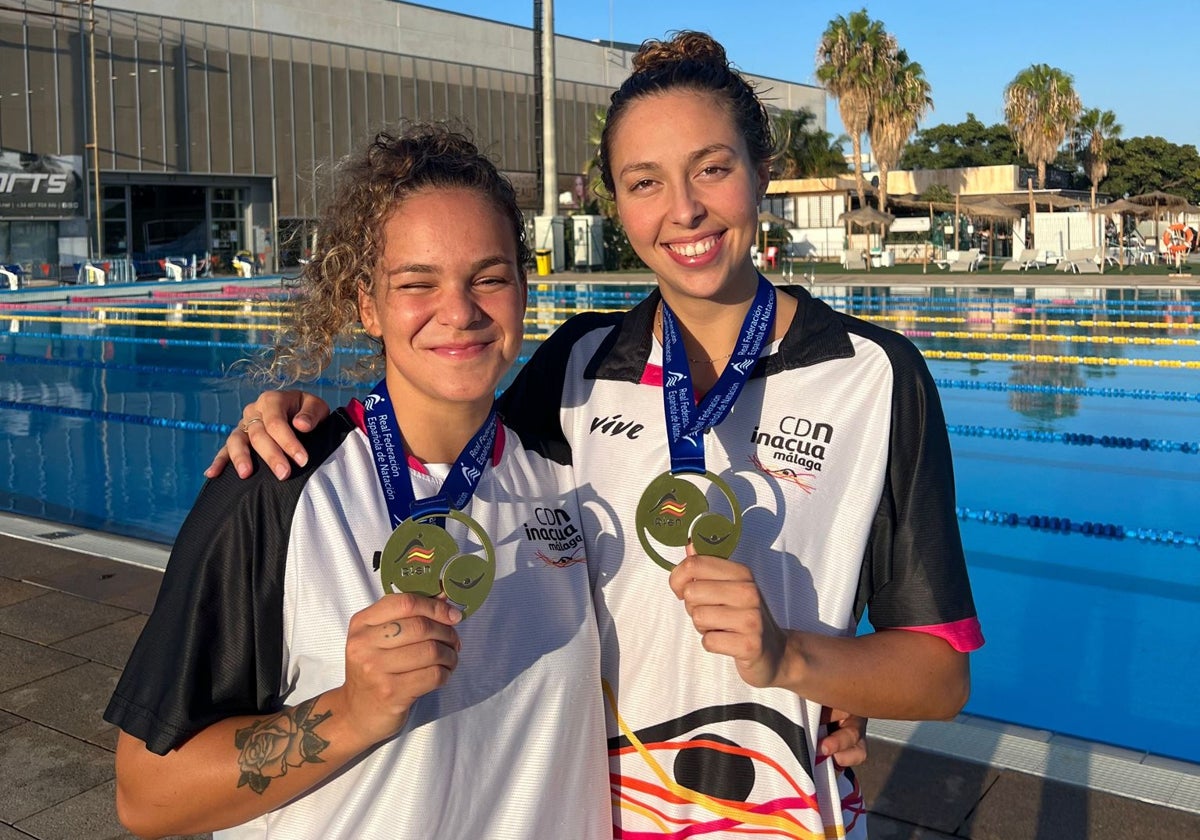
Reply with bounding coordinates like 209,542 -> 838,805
211,31 -> 978,838
104,124 -> 611,839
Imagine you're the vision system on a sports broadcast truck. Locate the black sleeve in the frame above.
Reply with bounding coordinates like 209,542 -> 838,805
498,311 -> 616,465
103,412 -> 354,755
852,328 -> 979,630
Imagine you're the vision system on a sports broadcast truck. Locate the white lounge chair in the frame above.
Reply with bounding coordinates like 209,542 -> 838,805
1057,248 -> 1102,274
842,249 -> 867,270
947,248 -> 981,272
1001,245 -> 1041,271
933,249 -> 959,270
1023,249 -> 1047,270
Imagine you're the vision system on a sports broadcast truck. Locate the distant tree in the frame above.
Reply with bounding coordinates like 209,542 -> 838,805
1003,63 -> 1082,190
918,183 -> 954,204
1102,136 -> 1200,203
577,107 -> 646,270
1004,63 -> 1081,247
1072,108 -> 1122,208
582,108 -> 613,217
899,114 -> 1022,170
771,108 -> 849,179
868,50 -> 932,214
816,9 -> 896,210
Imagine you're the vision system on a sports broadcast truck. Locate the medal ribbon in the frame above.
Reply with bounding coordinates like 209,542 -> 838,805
361,379 -> 497,527
659,274 -> 775,475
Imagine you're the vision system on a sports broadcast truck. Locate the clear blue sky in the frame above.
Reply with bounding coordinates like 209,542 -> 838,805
413,1 -> 1193,149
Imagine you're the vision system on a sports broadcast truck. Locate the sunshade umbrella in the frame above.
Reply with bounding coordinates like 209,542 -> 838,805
1128,190 -> 1189,208
1090,199 -> 1147,267
837,207 -> 895,271
1129,190 -> 1190,247
756,210 -> 792,259
837,206 -> 895,227
757,210 -> 791,228
961,197 -> 1023,219
1090,198 -> 1151,217
960,198 -> 1022,267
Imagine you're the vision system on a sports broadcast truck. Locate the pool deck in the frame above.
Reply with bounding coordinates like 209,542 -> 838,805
0,514 -> 1198,839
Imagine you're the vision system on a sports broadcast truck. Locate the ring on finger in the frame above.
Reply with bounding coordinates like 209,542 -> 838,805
240,417 -> 264,434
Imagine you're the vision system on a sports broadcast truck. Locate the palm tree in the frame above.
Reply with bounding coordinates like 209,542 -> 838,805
1073,108 -> 1122,208
1004,64 -> 1080,248
868,51 -> 932,215
771,108 -> 850,179
816,9 -> 896,209
1003,63 -> 1081,190
581,107 -> 614,217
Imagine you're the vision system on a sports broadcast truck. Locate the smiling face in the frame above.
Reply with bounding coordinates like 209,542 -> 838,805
608,90 -> 769,307
358,187 -> 526,420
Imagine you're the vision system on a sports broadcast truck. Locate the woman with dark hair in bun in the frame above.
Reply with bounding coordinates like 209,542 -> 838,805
213,32 -> 979,838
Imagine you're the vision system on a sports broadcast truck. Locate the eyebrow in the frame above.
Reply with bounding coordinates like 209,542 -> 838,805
383,254 -> 514,277
617,144 -> 737,179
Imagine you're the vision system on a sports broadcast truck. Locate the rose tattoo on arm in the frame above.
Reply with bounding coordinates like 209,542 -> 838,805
234,697 -> 332,794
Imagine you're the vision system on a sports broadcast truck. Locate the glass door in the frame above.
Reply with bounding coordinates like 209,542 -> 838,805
209,186 -> 246,272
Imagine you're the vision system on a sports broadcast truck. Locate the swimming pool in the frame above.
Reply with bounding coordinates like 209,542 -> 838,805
2,279 -> 1198,764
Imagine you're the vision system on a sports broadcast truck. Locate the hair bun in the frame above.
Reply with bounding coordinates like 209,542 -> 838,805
631,31 -> 728,74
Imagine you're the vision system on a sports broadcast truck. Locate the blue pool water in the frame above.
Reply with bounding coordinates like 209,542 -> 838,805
2,281 -> 1198,763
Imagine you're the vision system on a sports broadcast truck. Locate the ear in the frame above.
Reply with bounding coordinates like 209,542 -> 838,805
358,281 -> 381,338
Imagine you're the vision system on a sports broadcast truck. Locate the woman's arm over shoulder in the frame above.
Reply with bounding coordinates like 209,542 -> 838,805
205,390 -> 335,481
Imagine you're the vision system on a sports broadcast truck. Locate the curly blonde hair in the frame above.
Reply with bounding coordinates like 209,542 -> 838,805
264,123 -> 529,384
598,31 -> 779,196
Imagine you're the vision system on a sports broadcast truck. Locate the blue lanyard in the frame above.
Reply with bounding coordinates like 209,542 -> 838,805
361,379 -> 497,527
660,275 -> 775,475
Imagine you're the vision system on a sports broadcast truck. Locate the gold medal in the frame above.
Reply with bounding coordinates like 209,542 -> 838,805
376,510 -> 496,617
635,471 -> 743,570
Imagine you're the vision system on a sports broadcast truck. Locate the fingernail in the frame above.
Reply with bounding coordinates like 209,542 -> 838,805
237,464 -> 251,479
448,607 -> 463,623
274,463 -> 290,480
293,451 -> 309,467
820,744 -> 832,757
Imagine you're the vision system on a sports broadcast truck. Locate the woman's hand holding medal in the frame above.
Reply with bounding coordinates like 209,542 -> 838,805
668,551 -> 788,690
335,592 -> 464,747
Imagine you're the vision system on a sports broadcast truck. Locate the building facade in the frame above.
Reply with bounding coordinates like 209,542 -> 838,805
0,0 -> 823,280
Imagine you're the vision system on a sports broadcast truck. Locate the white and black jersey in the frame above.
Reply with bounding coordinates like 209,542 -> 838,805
105,405 -> 610,839
500,285 -> 983,839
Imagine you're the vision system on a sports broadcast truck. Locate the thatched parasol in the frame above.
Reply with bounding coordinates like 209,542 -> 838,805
958,198 -> 1022,267
756,210 -> 793,255
837,206 -> 895,227
758,210 -> 792,228
837,207 -> 895,271
1128,190 -> 1189,208
1088,200 -> 1141,267
1129,190 -> 1191,249
960,197 -> 1023,219
1090,198 -> 1153,217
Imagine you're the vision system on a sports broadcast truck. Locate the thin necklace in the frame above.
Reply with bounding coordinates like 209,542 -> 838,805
655,308 -> 735,365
